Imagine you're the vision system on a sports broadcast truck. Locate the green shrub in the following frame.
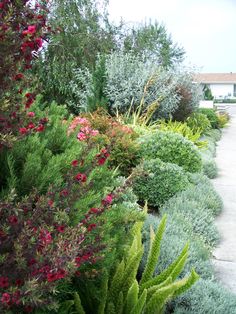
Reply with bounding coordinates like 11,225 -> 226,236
172,279 -> 236,314
217,112 -> 229,128
157,119 -> 207,148
133,158 -> 190,208
141,214 -> 213,280
198,108 -> 220,129
161,198 -> 220,248
139,131 -> 202,173
186,112 -> 211,135
60,215 -> 199,314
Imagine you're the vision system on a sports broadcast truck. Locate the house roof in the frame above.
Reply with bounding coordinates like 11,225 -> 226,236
194,73 -> 236,84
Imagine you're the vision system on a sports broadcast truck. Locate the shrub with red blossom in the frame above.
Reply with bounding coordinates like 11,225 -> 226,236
0,161 -> 116,312
0,0 -> 51,147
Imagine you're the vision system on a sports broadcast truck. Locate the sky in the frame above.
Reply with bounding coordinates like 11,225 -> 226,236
108,0 -> 236,73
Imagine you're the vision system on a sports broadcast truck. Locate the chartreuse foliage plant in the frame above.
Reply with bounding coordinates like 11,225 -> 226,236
157,119 -> 207,148
138,131 -> 202,173
60,214 -> 199,314
133,158 -> 189,208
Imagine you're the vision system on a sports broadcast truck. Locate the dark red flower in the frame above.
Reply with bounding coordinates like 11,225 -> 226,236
60,189 -> 69,197
87,223 -> 96,232
27,122 -> 35,129
89,207 -> 99,214
35,37 -> 43,48
15,279 -> 23,287
19,127 -> 28,134
8,215 -> 18,225
97,157 -> 106,165
28,258 -> 37,266
74,173 -> 87,183
56,225 -> 65,233
1,293 -> 10,305
12,290 -> 20,305
14,73 -> 24,80
0,277 -> 9,288
24,305 -> 33,313
71,159 -> 78,167
35,124 -> 44,132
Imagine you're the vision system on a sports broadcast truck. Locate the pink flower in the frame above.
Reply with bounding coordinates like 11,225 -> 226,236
74,173 -> 87,183
91,129 -> 99,136
60,189 -> 69,197
48,200 -> 54,207
102,194 -> 113,206
1,293 -> 11,305
19,127 -> 28,135
0,277 -> 9,288
22,25 -> 36,35
71,160 -> 78,167
27,111 -> 35,117
77,132 -> 87,141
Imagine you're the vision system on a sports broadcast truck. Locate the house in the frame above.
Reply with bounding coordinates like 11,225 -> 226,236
194,73 -> 236,99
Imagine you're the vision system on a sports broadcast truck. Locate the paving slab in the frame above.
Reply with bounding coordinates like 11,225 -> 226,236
212,114 -> 236,293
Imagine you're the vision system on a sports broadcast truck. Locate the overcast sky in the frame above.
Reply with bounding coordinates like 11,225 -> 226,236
108,0 -> 236,73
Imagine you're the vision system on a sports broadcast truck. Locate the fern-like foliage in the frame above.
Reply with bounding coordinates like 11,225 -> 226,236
61,211 -> 199,314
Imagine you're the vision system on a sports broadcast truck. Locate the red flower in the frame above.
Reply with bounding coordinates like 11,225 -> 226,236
87,223 -> 96,232
8,215 -> 18,225
39,230 -> 52,246
36,124 -> 44,132
48,199 -> 54,207
27,122 -> 35,129
97,157 -> 106,165
35,37 -> 43,48
22,25 -> 36,35
19,127 -> 28,134
89,207 -> 99,214
47,269 -> 66,282
27,111 -> 35,117
28,258 -> 37,266
60,189 -> 69,197
1,293 -> 10,305
56,225 -> 65,233
15,279 -> 23,287
0,277 -> 9,288
74,173 -> 87,183
102,194 -> 113,206
14,73 -> 24,80
71,159 -> 78,167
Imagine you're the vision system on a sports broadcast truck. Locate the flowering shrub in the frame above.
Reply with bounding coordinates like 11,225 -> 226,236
80,109 -> 140,175
0,168 -> 115,312
0,0 -> 51,147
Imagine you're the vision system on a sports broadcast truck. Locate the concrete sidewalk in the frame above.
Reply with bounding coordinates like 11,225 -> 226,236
212,112 -> 236,293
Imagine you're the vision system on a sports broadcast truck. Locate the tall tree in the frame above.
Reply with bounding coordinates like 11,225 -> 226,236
123,21 -> 185,68
36,0 -> 120,104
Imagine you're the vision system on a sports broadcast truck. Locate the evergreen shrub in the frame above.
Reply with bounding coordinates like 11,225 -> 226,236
139,131 -> 202,173
198,108 -> 219,129
133,158 -> 189,208
186,112 -> 211,135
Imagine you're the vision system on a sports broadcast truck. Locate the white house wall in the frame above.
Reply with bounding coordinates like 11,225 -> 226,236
209,83 -> 234,98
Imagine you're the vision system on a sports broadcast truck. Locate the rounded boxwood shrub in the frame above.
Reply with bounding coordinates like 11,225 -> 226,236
199,108 -> 220,129
138,131 -> 202,173
133,158 -> 190,208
